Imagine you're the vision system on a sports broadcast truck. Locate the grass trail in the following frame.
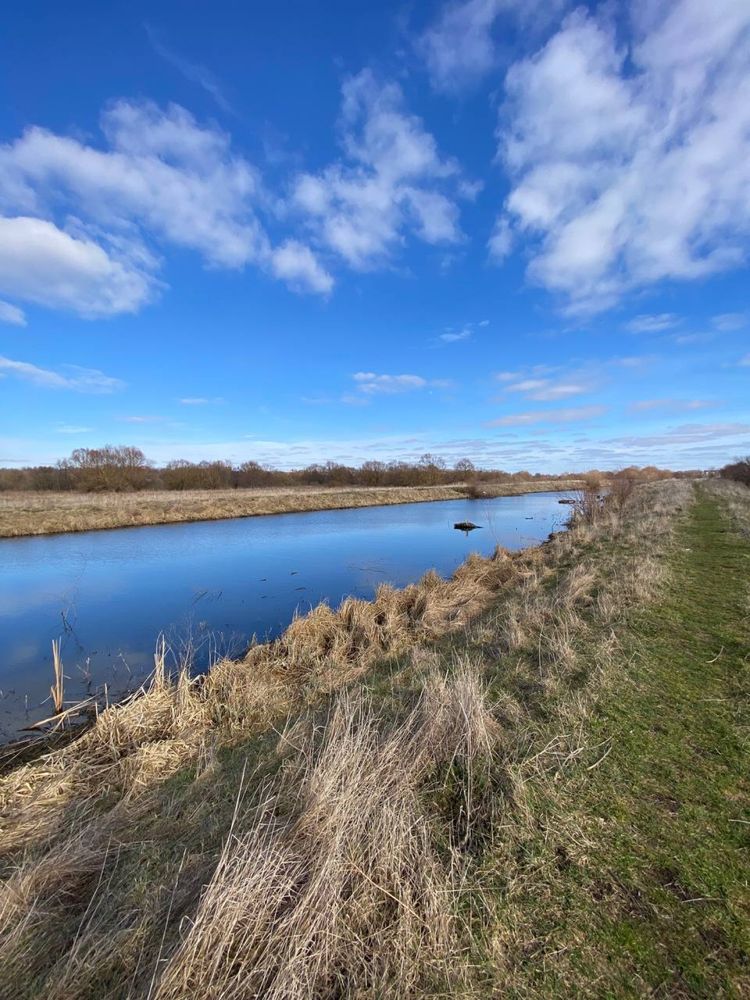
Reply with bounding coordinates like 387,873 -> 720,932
492,485 -> 749,996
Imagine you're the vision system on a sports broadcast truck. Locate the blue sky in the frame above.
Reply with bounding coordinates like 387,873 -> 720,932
0,0 -> 748,472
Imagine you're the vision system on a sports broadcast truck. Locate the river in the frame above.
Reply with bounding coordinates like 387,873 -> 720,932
0,490 -> 570,739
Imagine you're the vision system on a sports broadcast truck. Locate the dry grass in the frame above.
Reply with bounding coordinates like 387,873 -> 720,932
0,480 -> 583,538
154,674 -> 496,1000
704,477 -> 750,537
0,479 -> 699,998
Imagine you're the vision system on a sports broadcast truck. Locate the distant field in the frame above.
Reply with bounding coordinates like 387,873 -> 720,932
0,480 -> 582,538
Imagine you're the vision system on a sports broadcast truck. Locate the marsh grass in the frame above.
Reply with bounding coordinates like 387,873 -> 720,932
1,479 -> 746,998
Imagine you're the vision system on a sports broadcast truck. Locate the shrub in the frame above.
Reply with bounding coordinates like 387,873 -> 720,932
719,457 -> 750,487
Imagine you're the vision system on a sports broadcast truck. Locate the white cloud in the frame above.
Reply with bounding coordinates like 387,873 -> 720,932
488,405 -> 606,426
418,0 -> 564,92
439,318 -> 489,342
270,240 -> 333,294
0,299 -> 26,326
487,215 -> 513,261
0,100 -> 335,314
179,396 -> 224,405
629,398 -> 713,413
712,312 -> 747,331
344,372 -> 451,394
507,379 -> 594,401
740,353 -> 750,366
1,101 -> 264,265
55,424 -> 94,433
420,0 -> 504,92
0,355 -> 124,392
0,216 -> 155,317
291,70 -> 465,270
494,3 -> 750,313
603,422 -> 750,452
496,360 -> 604,401
626,313 -> 681,333
352,372 -> 428,395
440,326 -> 472,342
504,378 -> 546,393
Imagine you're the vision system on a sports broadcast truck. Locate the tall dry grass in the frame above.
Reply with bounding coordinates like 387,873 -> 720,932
0,479 -> 697,999
155,672 -> 498,1000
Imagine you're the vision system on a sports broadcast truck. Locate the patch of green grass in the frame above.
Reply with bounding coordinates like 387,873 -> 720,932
487,486 -> 750,997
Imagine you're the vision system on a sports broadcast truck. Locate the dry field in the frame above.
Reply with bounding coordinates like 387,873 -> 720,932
0,480 -> 582,538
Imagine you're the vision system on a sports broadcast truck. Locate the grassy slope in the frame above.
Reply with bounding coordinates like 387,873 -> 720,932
0,482 -> 747,998
0,479 -> 581,538
480,485 -> 749,996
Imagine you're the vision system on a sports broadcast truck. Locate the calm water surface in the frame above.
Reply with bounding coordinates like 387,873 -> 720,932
0,492 -> 569,738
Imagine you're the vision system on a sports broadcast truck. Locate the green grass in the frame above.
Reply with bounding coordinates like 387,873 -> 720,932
486,486 -> 750,997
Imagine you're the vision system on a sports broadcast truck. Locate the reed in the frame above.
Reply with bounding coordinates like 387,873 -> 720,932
50,639 -> 64,716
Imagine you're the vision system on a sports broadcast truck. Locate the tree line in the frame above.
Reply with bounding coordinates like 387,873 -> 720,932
0,445 -> 697,493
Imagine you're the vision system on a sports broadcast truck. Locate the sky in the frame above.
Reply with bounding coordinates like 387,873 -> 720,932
0,0 -> 748,473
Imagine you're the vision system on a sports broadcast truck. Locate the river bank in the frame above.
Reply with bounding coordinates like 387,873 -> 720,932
0,479 -> 582,538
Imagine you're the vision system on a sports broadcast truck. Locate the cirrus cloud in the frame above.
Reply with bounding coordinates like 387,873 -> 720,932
487,404 -> 606,427
0,355 -> 124,392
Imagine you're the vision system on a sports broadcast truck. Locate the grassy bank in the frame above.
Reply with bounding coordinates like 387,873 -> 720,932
0,480 -> 747,997
0,479 -> 581,538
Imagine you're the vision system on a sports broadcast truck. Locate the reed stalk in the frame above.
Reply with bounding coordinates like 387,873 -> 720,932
50,639 -> 64,716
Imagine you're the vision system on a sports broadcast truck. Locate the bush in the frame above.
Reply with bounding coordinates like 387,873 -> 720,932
720,457 -> 750,487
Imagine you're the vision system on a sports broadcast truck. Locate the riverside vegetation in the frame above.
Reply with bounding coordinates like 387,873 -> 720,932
0,477 -> 747,997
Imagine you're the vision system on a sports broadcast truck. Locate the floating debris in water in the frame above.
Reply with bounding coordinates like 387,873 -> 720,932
454,521 -> 481,535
